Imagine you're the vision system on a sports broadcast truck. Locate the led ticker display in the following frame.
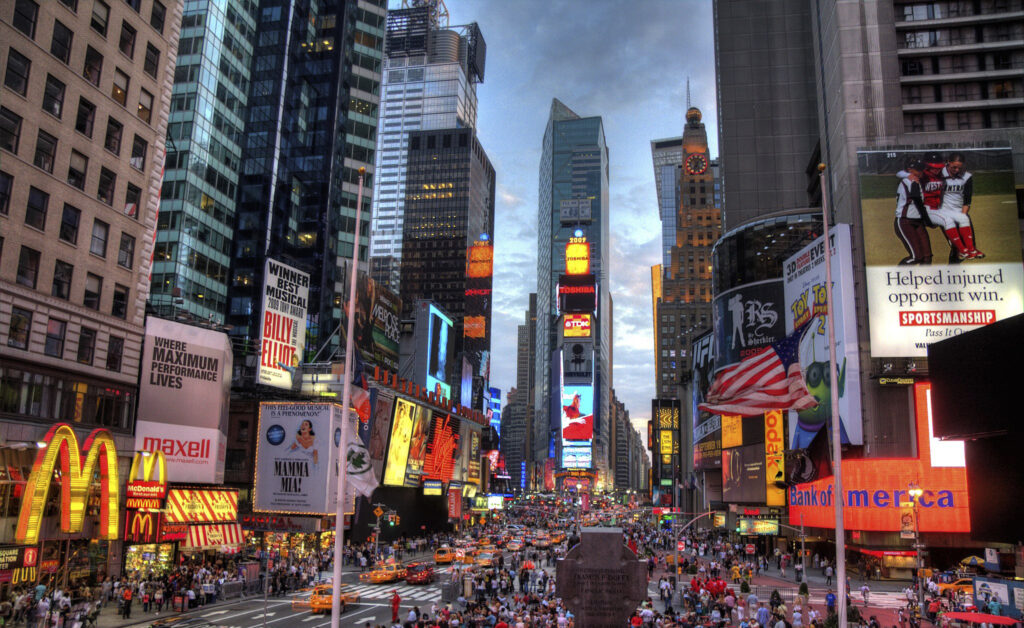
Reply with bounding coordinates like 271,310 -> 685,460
565,238 -> 591,275
563,314 -> 592,338
738,518 -> 780,535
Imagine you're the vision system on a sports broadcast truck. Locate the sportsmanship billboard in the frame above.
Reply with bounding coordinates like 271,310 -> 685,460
258,258 -> 310,388
136,317 -> 231,484
559,384 -> 594,468
783,224 -> 863,447
254,403 -> 341,515
857,148 -> 1023,357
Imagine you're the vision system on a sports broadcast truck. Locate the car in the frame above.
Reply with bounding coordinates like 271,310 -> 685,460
533,536 -> 551,549
405,562 -> 436,585
937,579 -> 974,596
305,584 -> 359,614
476,552 -> 496,568
434,546 -> 456,564
506,539 -> 523,552
359,563 -> 408,584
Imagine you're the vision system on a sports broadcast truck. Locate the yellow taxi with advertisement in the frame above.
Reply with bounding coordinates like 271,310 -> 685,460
434,546 -> 456,564
358,562 -> 408,584
305,584 -> 359,614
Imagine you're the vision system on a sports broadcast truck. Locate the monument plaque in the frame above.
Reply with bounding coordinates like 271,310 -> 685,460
556,527 -> 647,628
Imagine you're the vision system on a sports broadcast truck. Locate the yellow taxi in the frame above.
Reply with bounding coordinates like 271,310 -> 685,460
434,546 -> 456,564
533,535 -> 551,549
506,539 -> 523,552
549,531 -> 566,544
476,552 -> 497,568
937,579 -> 974,597
304,584 -> 359,614
358,562 -> 408,584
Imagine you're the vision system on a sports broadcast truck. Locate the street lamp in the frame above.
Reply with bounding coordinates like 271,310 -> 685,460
908,482 -> 925,610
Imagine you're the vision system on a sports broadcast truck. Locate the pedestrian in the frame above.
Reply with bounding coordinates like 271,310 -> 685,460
390,589 -> 401,624
861,582 -> 871,606
121,585 -> 133,619
825,589 -> 837,616
825,564 -> 834,586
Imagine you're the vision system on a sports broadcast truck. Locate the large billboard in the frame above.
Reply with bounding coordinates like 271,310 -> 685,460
413,302 -> 453,399
559,384 -> 594,468
789,382 -> 969,532
258,258 -> 309,389
783,225 -> 863,447
857,148 -> 1023,357
367,391 -> 394,479
253,403 -> 341,515
383,398 -> 419,486
136,317 -> 231,484
691,331 -> 720,469
404,404 -> 432,487
713,279 -> 786,370
341,268 -> 401,371
722,443 -> 767,504
423,414 -> 461,483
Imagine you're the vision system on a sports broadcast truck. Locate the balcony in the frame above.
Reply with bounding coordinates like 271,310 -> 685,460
902,97 -> 1024,112
900,67 -> 1024,84
898,38 -> 1024,57
895,10 -> 1024,30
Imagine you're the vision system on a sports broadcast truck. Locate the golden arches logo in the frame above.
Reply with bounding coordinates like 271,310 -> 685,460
126,512 -> 157,542
15,424 -> 120,546
129,449 -> 166,485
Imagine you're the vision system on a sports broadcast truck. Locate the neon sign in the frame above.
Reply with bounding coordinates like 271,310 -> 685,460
16,424 -> 120,546
565,240 -> 590,275
563,314 -> 591,338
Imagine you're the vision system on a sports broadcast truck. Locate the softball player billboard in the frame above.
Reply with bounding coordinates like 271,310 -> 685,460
857,148 -> 1023,357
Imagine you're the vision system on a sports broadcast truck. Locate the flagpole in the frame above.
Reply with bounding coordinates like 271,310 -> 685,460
331,167 -> 365,628
819,163 -> 847,628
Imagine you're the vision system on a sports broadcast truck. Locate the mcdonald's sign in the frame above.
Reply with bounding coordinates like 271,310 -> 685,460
123,511 -> 162,544
15,424 -> 120,546
126,450 -> 167,510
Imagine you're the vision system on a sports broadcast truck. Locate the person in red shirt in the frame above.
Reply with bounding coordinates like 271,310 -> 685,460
391,590 -> 401,623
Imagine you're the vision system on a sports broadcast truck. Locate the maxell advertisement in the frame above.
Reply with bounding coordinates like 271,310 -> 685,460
857,148 -> 1023,357
691,331 -> 720,469
136,317 -> 231,484
254,403 -> 341,515
783,224 -> 864,447
258,258 -> 310,388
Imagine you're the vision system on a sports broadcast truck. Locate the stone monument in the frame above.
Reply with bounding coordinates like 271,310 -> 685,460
555,527 -> 647,627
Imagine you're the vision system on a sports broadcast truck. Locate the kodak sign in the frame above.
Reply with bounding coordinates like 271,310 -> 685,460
15,424 -> 119,546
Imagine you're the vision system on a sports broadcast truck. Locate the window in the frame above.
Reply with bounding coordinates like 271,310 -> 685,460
0,170 -> 11,215
42,75 -> 66,117
12,0 -> 39,38
7,307 -> 32,349
83,47 -> 103,86
44,319 -> 66,357
83,273 -> 102,309
33,130 -> 57,173
24,186 -> 48,230
16,246 -> 40,288
67,150 -> 87,190
91,0 -> 110,36
59,204 -> 81,243
150,1 -> 166,33
0,108 -> 21,153
97,168 -> 116,204
112,69 -> 129,106
75,98 -> 96,136
90,219 -> 109,256
112,284 -> 128,318
4,49 -> 31,95
130,135 -> 147,169
137,89 -> 153,123
50,20 -> 73,63
122,183 -> 141,219
52,259 -> 73,299
58,0 -> 77,9
106,336 -> 123,371
117,232 -> 135,269
142,44 -> 161,78
125,0 -> 141,11
104,117 -> 122,153
118,21 -> 136,57
77,328 -> 96,364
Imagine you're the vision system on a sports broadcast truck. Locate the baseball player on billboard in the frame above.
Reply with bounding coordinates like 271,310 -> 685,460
939,152 -> 983,262
893,159 -> 932,265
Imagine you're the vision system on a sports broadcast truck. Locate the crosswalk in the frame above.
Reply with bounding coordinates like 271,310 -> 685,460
344,582 -> 442,602
807,591 -> 910,610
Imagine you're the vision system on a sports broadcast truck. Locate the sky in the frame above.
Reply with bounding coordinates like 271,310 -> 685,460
389,0 -> 719,435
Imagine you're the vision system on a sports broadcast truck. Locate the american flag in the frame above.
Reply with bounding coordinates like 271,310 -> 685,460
697,320 -> 819,417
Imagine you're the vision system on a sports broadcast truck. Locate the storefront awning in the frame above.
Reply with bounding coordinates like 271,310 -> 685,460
183,523 -> 243,553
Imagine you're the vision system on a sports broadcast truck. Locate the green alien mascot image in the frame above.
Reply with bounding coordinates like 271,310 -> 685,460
791,324 -> 850,449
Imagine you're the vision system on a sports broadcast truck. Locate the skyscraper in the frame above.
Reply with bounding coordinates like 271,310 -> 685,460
369,0 -> 485,293
535,99 -> 611,479
651,137 -> 683,269
226,0 -> 385,367
149,1 -> 257,323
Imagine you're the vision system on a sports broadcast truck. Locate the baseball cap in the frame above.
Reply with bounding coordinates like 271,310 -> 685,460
925,152 -> 944,168
907,159 -> 925,171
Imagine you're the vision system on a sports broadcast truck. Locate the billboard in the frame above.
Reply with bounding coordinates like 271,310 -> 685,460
383,398 -> 419,486
562,314 -> 592,338
367,391 -> 394,479
856,148 -> 1023,357
565,238 -> 591,275
254,403 -> 342,515
738,518 -> 780,535
713,279 -> 786,369
404,404 -> 432,486
424,304 -> 453,399
258,258 -> 309,389
561,340 -> 594,384
558,273 -> 597,313
136,317 -> 231,484
783,225 -> 863,447
722,443 -> 766,504
789,382 -> 969,532
341,268 -> 401,371
691,331 -> 720,469
423,413 -> 461,483
559,198 -> 592,224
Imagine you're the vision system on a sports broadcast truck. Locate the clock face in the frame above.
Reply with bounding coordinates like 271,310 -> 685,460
685,153 -> 708,175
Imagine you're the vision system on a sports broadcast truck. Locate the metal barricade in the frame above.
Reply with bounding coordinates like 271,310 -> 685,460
220,581 -> 244,600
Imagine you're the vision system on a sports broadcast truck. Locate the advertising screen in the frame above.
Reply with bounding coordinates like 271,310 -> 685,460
563,314 -> 592,338
136,317 -> 231,484
560,384 -> 594,451
558,273 -> 597,313
423,480 -> 443,496
258,258 -> 309,389
254,403 -> 341,514
426,305 -> 452,398
565,239 -> 591,275
367,392 -> 394,479
561,340 -> 594,385
562,445 -> 592,469
404,405 -> 432,487
784,224 -> 863,447
691,331 -> 720,469
713,279 -> 786,370
722,443 -> 767,504
789,382 -> 969,532
738,518 -> 780,535
382,399 -> 419,486
423,414 -> 461,483
340,268 -> 401,371
856,148 -> 1023,357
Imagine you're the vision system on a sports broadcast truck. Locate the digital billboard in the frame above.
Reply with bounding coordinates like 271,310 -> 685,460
783,224 -> 863,448
560,385 -> 593,468
382,398 -> 418,486
561,340 -> 594,384
367,392 -> 394,479
564,238 -> 591,275
258,258 -> 309,389
254,403 -> 341,515
427,305 -> 452,398
722,443 -> 766,504
738,518 -> 780,535
340,267 -> 401,371
713,279 -> 786,370
789,382 -> 969,532
423,414 -> 461,483
404,405 -> 432,487
856,148 -> 1023,357
691,331 -> 720,469
558,273 -> 597,313
563,314 -> 592,338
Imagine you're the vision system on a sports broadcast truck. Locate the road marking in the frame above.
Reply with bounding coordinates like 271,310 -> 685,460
302,614 -> 321,622
202,610 -> 230,617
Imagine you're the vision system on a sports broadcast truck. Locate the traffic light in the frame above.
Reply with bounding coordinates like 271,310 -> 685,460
388,515 -> 395,526
395,516 -> 400,525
